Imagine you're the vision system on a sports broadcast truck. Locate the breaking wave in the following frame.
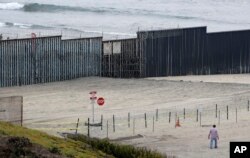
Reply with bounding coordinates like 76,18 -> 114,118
0,2 -> 197,20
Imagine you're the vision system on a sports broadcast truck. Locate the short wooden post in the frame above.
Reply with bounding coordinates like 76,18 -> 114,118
21,98 -> 23,126
248,100 -> 249,111
87,118 -> 90,137
75,118 -> 79,134
153,116 -> 155,132
128,112 -> 130,128
227,106 -> 229,120
175,112 -> 177,123
133,118 -> 135,135
169,112 -> 171,123
106,120 -> 109,138
156,109 -> 158,121
216,104 -> 218,118
184,108 -> 185,120
144,113 -> 147,128
218,110 -> 220,125
101,115 -> 103,130
196,109 -> 199,122
199,112 -> 202,127
236,108 -> 237,123
113,115 -> 115,132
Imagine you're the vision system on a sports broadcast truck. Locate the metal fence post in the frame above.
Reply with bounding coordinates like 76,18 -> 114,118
144,113 -> 147,128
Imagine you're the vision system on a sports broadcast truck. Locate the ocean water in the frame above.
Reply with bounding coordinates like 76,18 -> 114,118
0,0 -> 250,39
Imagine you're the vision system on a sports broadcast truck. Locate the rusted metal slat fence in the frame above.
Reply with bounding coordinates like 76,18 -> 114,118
61,37 -> 102,80
0,36 -> 102,87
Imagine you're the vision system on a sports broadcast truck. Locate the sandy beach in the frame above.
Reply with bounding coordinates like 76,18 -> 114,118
1,74 -> 250,158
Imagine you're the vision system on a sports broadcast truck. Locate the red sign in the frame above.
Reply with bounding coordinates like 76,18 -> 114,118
97,97 -> 105,106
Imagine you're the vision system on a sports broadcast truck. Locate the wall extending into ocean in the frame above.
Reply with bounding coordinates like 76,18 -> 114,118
1,26 -> 250,87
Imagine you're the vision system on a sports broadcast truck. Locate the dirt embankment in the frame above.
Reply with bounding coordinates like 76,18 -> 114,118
0,136 -> 65,158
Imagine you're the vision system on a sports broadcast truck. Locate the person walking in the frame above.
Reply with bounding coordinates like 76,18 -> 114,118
208,124 -> 219,149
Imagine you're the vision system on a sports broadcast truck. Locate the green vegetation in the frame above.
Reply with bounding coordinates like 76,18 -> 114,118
68,134 -> 167,158
0,121 -> 110,158
0,121 -> 168,158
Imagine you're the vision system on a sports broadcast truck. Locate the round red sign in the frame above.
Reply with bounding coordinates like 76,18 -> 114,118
97,97 -> 105,106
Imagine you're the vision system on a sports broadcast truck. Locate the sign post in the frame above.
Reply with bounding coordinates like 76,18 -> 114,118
89,91 -> 97,123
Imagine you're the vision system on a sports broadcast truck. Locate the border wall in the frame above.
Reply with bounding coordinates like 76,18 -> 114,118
1,26 -> 250,85
138,26 -> 207,77
61,37 -> 102,80
207,30 -> 250,74
102,38 -> 140,78
0,36 -> 102,87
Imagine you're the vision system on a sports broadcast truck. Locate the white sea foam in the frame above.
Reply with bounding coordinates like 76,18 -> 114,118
0,22 -> 6,27
0,2 -> 24,10
13,23 -> 32,29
